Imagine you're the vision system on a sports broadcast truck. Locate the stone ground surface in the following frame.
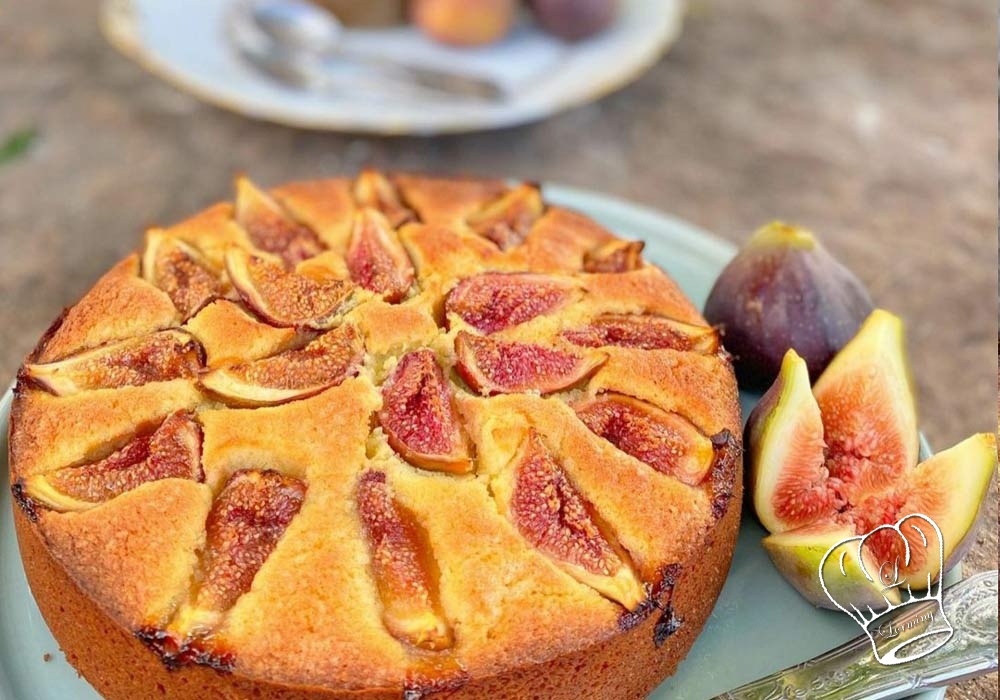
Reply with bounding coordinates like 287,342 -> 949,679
0,0 -> 996,698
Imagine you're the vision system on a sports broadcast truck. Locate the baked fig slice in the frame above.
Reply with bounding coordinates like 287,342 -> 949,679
173,469 -> 306,636
353,169 -> 416,228
142,230 -> 223,319
562,314 -> 719,353
345,209 -> 415,303
379,350 -> 471,474
583,240 -> 645,273
200,323 -> 362,406
225,247 -> 353,329
493,431 -> 644,609
20,411 -> 204,513
812,309 -> 919,497
454,331 -> 606,395
234,176 -> 325,266
24,329 -> 204,396
747,349 -> 834,534
466,183 -> 543,250
445,272 -> 574,334
573,393 -> 715,486
356,470 -> 453,651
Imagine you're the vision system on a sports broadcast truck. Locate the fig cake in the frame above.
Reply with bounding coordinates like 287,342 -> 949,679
9,172 -> 742,700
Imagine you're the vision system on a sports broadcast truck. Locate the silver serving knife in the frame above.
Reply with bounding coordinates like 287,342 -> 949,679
713,570 -> 998,700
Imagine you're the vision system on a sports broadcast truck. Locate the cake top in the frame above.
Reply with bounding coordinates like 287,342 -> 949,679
10,171 -> 740,693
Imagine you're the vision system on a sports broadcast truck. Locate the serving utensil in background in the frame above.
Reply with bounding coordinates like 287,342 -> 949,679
715,570 -> 998,700
228,0 -> 505,101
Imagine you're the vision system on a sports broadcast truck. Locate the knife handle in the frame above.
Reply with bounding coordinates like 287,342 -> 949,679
716,570 -> 998,700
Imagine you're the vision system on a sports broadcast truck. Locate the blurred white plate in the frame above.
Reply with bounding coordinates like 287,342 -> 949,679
0,185 -> 949,698
99,0 -> 685,135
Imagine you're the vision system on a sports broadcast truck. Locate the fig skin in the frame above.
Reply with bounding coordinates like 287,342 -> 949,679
704,222 -> 873,390
529,0 -> 618,41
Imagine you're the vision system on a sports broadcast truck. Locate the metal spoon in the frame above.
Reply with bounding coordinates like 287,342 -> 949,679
229,0 -> 506,101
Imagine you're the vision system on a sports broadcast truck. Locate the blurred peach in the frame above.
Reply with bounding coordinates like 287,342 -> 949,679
411,0 -> 517,47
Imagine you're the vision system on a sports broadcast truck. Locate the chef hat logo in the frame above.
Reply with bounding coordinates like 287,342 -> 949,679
819,513 -> 953,665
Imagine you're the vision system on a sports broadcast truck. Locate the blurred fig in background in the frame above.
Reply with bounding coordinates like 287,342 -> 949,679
411,0 -> 517,46
704,222 -> 874,391
529,0 -> 618,41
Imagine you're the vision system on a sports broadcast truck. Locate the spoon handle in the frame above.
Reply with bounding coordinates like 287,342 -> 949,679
714,570 -> 999,700
329,52 -> 505,101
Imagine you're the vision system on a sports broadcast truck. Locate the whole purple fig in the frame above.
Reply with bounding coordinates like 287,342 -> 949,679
529,0 -> 617,41
704,222 -> 874,390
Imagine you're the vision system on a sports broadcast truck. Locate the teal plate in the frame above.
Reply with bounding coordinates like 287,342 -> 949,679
0,185 -> 951,699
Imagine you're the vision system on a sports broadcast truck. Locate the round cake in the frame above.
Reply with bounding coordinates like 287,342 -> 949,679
9,172 -> 742,700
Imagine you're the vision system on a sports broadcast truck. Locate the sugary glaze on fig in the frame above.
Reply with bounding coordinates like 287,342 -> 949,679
379,350 -> 471,473
357,470 -> 453,651
226,248 -> 353,329
508,431 -> 622,578
200,323 -> 363,405
455,331 -> 606,395
445,272 -> 574,334
346,209 -> 415,302
353,168 -> 417,229
235,177 -> 325,266
573,394 -> 716,486
9,172 -> 742,700
466,184 -> 544,250
583,240 -> 645,273
45,412 -> 202,504
25,330 -> 204,395
563,314 -> 719,353
196,469 -> 306,613
143,232 -> 223,319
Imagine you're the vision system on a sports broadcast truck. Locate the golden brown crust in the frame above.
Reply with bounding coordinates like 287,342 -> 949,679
37,256 -> 179,362
10,172 -> 742,700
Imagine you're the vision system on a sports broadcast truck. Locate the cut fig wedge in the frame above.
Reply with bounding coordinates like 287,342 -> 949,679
765,435 -> 996,609
24,330 -> 204,396
746,311 -> 990,608
225,247 -> 353,329
583,240 -> 645,273
356,470 -> 453,651
466,184 -> 543,250
200,323 -> 362,406
445,272 -> 574,334
763,522 -> 901,612
562,314 -> 719,354
747,349 -> 833,534
345,209 -> 415,303
573,394 -> 715,486
748,310 -> 918,534
454,331 -> 606,395
20,411 -> 204,513
493,431 -> 644,609
171,469 -> 306,636
845,433 -> 997,584
812,309 -> 919,496
234,177 -> 325,266
379,350 -> 471,474
142,230 -> 223,319
353,169 -> 416,228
